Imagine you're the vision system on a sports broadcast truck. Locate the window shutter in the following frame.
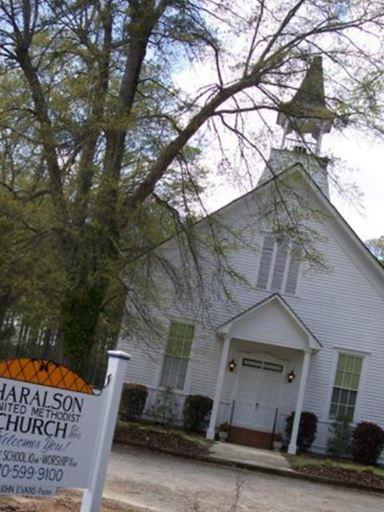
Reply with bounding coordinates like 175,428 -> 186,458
271,242 -> 288,291
285,243 -> 301,295
257,235 -> 275,289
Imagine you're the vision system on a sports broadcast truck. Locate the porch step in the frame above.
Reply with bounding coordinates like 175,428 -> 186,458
228,426 -> 272,449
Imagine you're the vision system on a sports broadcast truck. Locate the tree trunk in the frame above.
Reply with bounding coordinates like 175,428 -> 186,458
59,278 -> 108,376
58,229 -> 120,376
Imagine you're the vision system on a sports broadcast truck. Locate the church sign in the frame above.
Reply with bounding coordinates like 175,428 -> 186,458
0,352 -> 130,512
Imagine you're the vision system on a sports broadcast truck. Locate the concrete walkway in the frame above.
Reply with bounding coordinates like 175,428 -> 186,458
209,442 -> 293,472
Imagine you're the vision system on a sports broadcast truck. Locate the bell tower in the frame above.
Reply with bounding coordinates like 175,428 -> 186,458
259,56 -> 335,197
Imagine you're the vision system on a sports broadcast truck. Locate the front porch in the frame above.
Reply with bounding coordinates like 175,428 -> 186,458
207,294 -> 322,455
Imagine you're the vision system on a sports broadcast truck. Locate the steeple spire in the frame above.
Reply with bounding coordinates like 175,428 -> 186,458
277,56 -> 335,154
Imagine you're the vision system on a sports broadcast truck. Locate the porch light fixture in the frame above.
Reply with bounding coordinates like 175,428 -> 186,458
287,370 -> 296,383
228,359 -> 237,372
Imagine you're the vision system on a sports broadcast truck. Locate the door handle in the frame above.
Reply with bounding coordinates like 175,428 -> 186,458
255,402 -> 259,410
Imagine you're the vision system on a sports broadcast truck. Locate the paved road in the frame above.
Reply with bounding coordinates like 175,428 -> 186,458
105,446 -> 384,512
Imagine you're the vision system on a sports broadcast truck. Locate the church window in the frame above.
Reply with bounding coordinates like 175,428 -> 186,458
329,353 -> 363,421
256,236 -> 301,295
160,321 -> 194,390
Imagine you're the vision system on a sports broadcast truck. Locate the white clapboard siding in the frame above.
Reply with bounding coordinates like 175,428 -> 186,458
120,167 -> 384,460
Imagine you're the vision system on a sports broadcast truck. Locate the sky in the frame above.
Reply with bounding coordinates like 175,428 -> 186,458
200,127 -> 384,243
171,2 -> 384,244
326,131 -> 384,241
175,74 -> 384,244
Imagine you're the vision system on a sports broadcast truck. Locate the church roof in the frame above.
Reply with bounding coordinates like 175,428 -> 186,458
216,293 -> 322,351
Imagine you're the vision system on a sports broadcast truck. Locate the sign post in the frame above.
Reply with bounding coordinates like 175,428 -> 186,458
80,350 -> 130,512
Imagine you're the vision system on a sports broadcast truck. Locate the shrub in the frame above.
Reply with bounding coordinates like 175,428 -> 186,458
219,421 -> 230,433
152,386 -> 177,426
274,432 -> 283,442
285,411 -> 317,452
351,422 -> 384,465
119,383 -> 148,421
183,394 -> 213,433
327,417 -> 351,457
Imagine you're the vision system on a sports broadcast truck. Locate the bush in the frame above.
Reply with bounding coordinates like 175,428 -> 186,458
219,421 -> 230,433
183,394 -> 213,433
285,411 -> 317,452
327,417 -> 352,457
351,422 -> 384,465
119,383 -> 148,421
152,386 -> 177,426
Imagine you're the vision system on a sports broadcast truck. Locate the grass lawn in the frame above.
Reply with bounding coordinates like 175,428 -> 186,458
288,453 -> 384,478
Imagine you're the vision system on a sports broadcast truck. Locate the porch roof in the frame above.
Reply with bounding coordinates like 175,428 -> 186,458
216,293 -> 322,352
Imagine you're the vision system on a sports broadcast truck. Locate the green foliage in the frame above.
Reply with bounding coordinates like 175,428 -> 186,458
327,417 -> 352,457
119,383 -> 148,422
0,0 -> 383,376
219,421 -> 230,433
285,411 -> 318,452
352,422 -> 384,465
274,432 -> 283,442
152,387 -> 178,426
366,236 -> 384,264
182,395 -> 213,433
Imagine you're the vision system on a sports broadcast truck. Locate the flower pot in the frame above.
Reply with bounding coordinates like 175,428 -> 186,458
273,440 -> 283,451
218,431 -> 228,442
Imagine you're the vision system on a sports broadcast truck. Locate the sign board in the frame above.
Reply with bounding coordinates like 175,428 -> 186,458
0,352 -> 130,512
0,358 -> 102,498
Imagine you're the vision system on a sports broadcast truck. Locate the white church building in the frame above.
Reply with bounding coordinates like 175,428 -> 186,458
120,57 -> 384,459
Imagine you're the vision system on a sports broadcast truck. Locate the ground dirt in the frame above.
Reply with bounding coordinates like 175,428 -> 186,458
105,445 -> 384,512
2,446 -> 384,512
296,463 -> 384,490
114,421 -> 210,458
0,491 -> 135,512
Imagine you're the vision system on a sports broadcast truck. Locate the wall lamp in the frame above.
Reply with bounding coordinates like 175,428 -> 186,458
287,370 -> 296,383
228,359 -> 237,372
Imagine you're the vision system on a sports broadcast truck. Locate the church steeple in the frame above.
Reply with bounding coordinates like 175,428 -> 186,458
277,56 -> 335,155
258,56 -> 335,197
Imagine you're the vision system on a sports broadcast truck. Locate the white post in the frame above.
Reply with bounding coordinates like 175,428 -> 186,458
288,350 -> 311,455
80,350 -> 130,512
206,334 -> 231,440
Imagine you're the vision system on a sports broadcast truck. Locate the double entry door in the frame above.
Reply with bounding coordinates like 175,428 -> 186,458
232,355 -> 283,432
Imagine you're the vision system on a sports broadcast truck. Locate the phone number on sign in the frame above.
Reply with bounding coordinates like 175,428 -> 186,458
0,464 -> 63,482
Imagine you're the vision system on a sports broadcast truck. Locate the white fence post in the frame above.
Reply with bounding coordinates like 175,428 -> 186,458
80,350 -> 130,512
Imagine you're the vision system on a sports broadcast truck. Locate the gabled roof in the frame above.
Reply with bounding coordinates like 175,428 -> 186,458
217,293 -> 322,352
286,162 -> 384,286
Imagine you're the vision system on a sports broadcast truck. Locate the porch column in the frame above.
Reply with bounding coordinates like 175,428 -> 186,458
206,334 -> 231,440
288,350 -> 311,455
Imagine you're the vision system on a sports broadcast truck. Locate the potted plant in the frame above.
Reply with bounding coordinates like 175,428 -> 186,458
218,421 -> 230,442
273,432 -> 283,451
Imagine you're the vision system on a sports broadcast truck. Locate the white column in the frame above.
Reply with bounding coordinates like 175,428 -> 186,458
288,350 -> 311,455
206,334 -> 231,440
81,350 -> 130,512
